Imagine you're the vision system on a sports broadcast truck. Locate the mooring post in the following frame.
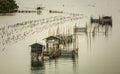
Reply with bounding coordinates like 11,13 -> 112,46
41,46 -> 44,60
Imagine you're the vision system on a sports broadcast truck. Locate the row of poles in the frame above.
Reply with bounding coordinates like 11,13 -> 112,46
0,13 -> 82,50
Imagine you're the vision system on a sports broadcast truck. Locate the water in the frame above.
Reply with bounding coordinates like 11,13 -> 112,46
0,0 -> 120,74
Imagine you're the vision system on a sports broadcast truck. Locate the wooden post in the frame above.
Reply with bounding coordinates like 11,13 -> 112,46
72,24 -> 79,57
41,46 -> 44,60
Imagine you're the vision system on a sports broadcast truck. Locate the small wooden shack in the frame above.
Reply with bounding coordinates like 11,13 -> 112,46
90,16 -> 112,26
45,36 -> 61,58
90,17 -> 99,24
31,43 -> 44,54
30,43 -> 44,67
100,16 -> 112,26
36,7 -> 44,14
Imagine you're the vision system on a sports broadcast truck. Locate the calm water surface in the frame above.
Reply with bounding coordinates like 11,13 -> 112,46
0,0 -> 120,74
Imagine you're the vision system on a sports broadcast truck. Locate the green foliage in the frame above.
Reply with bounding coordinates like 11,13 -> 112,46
0,0 -> 19,13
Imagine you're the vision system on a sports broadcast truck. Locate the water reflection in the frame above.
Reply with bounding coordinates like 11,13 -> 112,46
31,60 -> 45,74
31,56 -> 78,74
72,56 -> 79,74
88,24 -> 112,48
86,17 -> 113,48
90,24 -> 112,38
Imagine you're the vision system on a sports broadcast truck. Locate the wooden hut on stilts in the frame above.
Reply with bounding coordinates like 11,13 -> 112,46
30,43 -> 45,67
45,36 -> 61,58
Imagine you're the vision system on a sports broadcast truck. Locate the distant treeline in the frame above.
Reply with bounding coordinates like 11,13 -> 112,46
0,0 -> 19,13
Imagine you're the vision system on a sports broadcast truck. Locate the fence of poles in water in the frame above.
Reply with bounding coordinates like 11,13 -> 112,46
0,14 -> 82,50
